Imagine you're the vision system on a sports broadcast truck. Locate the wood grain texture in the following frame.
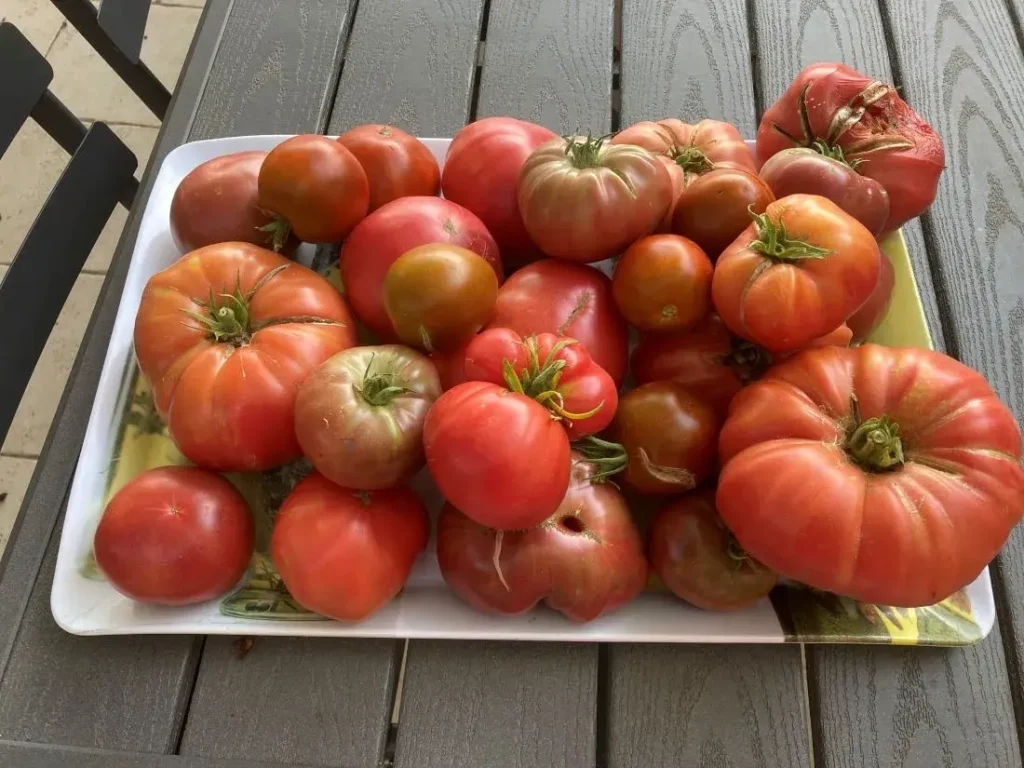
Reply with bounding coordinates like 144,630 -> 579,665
0,741 -> 319,768
605,644 -> 810,768
620,0 -> 757,135
179,637 -> 401,765
394,641 -> 598,768
328,0 -> 484,135
475,0 -> 614,132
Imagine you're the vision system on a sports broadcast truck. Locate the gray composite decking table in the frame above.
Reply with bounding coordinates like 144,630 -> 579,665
2,0 -> 1024,766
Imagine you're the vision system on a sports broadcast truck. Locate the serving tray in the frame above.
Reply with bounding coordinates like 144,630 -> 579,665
51,135 -> 994,645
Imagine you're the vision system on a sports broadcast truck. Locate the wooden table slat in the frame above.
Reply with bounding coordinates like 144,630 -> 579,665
0,740 -> 321,768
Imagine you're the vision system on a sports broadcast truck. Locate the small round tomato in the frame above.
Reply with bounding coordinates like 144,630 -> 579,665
337,124 -> 440,211
271,473 -> 429,621
650,491 -> 777,611
424,381 -> 571,529
258,134 -> 369,247
846,250 -> 895,342
94,467 -> 254,606
671,168 -> 775,259
384,244 -> 499,351
612,234 -> 713,332
294,345 -> 441,489
609,381 -> 719,495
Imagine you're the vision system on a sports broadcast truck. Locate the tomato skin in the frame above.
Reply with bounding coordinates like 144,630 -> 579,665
490,260 -> 629,385
430,337 -> 473,391
757,62 -> 944,233
846,251 -> 895,342
518,136 -> 672,263
442,117 -> 557,267
437,454 -> 647,621
650,491 -> 777,611
336,124 -> 440,211
612,234 -> 713,332
133,243 -> 357,471
611,118 -> 756,184
424,381 -> 571,529
655,156 -> 686,232
671,168 -> 775,260
258,135 -> 369,243
341,197 -> 502,339
712,194 -> 881,353
717,344 -> 1024,606
271,473 -> 428,621
94,467 -> 254,606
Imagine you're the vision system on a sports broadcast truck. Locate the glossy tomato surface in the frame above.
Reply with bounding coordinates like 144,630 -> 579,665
337,124 -> 440,211
430,337 -> 473,391
846,250 -> 895,342
611,118 -> 756,183
94,467 -> 254,605
717,344 -> 1024,606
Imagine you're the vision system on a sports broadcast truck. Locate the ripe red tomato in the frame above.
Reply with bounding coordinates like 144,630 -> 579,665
464,328 -> 618,439
518,135 -> 672,262
437,453 -> 647,621
650,491 -> 777,611
612,234 -> 713,332
271,473 -> 429,621
258,134 -> 369,247
612,118 -> 756,184
94,467 -> 254,605
846,251 -> 896,342
341,196 -> 502,339
757,62 -> 945,233
424,381 -> 571,530
336,124 -> 440,211
718,344 -> 1024,606
134,243 -> 357,471
655,156 -> 686,232
442,117 -> 557,266
711,194 -> 881,352
430,337 -> 472,391
490,260 -> 629,385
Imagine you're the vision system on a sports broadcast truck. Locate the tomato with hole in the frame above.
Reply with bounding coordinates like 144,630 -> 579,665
490,259 -> 629,385
609,381 -> 719,495
258,134 -> 369,247
671,167 -> 775,260
341,196 -> 502,339
271,473 -> 429,620
650,490 -> 777,611
846,251 -> 896,342
464,328 -> 618,439
294,345 -> 440,489
134,242 -> 357,471
612,234 -> 713,332
712,194 -> 880,352
611,118 -> 756,184
437,453 -> 647,621
94,466 -> 254,605
336,124 -> 440,211
518,135 -> 672,262
442,117 -> 557,267
757,62 -> 944,233
424,381 -> 571,529
383,244 -> 499,351
718,344 -> 1024,606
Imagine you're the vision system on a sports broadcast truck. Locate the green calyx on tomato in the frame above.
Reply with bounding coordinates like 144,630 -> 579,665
258,217 -> 293,253
673,145 -> 714,175
501,337 -> 604,422
846,414 -> 905,471
182,266 -> 285,346
748,208 -> 831,263
809,139 -> 863,171
353,355 -> 412,407
571,435 -> 629,483
562,133 -> 611,169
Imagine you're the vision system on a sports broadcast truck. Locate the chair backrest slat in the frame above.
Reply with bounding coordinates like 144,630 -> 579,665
0,26 -> 53,156
97,0 -> 152,65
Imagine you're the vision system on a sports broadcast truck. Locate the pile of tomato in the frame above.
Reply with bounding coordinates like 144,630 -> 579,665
93,62 -> 1024,623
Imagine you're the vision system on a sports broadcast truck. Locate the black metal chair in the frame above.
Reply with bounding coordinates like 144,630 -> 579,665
0,22 -> 138,447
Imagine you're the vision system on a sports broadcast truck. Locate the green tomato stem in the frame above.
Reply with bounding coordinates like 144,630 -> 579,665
846,415 -> 905,471
571,435 -> 629,483
748,208 -> 832,263
674,146 -> 714,175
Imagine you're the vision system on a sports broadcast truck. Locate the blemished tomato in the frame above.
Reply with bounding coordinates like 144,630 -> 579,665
612,118 -> 756,184
711,194 -> 881,352
717,345 -> 1024,607
424,381 -> 571,530
846,250 -> 895,342
609,381 -> 719,495
757,62 -> 945,233
490,260 -> 629,385
442,117 -> 557,267
294,345 -> 441,489
336,124 -> 440,211
341,196 -> 502,339
612,234 -> 713,332
671,167 -> 775,260
464,328 -> 618,439
271,473 -> 429,621
258,134 -> 369,247
650,491 -> 778,611
383,244 -> 498,351
134,243 -> 357,471
758,148 -> 890,236
518,135 -> 672,262
94,467 -> 254,606
437,453 -> 647,622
